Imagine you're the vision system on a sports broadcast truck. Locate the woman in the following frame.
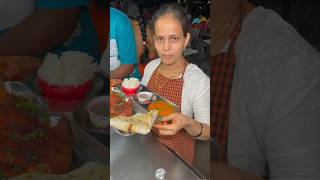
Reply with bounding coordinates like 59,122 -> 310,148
212,0 -> 320,179
141,3 -> 210,165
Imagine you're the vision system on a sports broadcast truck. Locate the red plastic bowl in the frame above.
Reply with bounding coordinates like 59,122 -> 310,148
37,76 -> 93,100
121,85 -> 140,96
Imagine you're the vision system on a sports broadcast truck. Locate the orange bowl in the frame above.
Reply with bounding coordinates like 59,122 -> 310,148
36,76 -> 93,100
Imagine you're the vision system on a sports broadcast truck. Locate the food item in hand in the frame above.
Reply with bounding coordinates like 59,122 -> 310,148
110,110 -> 158,135
148,100 -> 175,117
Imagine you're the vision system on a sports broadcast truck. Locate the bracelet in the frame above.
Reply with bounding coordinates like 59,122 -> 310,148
193,122 -> 204,138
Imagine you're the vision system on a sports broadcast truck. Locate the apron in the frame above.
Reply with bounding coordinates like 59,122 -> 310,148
147,62 -> 195,165
211,4 -> 246,161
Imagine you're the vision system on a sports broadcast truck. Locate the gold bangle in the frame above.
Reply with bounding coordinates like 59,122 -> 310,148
193,122 -> 203,137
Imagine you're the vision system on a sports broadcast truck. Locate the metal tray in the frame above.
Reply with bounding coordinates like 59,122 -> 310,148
131,85 -> 178,122
113,84 -> 178,114
134,85 -> 177,106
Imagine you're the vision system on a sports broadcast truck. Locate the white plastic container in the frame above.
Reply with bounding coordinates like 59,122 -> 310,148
86,96 -> 108,128
136,91 -> 156,104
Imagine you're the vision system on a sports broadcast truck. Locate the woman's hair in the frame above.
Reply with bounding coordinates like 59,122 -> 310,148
149,3 -> 190,36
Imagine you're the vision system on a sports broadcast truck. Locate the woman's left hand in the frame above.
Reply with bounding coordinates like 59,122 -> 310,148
153,113 -> 192,136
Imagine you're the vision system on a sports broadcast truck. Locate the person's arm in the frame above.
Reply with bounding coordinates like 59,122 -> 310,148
110,11 -> 137,79
185,117 -> 210,140
130,19 -> 144,63
154,113 -> 210,140
154,74 -> 210,140
146,24 -> 158,60
110,64 -> 134,79
0,8 -> 80,57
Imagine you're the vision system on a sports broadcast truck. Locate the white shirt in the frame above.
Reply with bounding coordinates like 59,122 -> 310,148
141,58 -> 210,125
228,6 -> 320,179
0,0 -> 35,31
110,39 -> 121,71
99,44 -> 109,74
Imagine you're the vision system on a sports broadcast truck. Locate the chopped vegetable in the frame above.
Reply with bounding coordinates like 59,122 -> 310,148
12,96 -> 49,123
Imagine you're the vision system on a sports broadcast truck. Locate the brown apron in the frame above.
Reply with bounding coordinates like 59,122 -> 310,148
148,63 -> 195,164
211,5 -> 246,161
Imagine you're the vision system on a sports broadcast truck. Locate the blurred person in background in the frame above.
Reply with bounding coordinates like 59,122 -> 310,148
121,0 -> 158,76
110,6 -> 140,79
211,0 -> 320,179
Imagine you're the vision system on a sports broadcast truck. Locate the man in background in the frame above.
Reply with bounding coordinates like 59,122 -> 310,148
0,0 -> 100,80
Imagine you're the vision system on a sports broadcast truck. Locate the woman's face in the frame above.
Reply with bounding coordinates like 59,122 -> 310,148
153,14 -> 190,65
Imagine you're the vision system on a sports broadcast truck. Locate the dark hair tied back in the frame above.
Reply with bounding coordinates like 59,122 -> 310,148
150,3 -> 190,37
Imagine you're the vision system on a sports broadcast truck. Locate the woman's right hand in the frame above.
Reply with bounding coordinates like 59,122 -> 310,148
153,113 -> 193,136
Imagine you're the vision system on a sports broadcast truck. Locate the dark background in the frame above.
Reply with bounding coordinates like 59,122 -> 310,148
248,0 -> 320,51
113,0 -> 320,51
113,0 -> 210,19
